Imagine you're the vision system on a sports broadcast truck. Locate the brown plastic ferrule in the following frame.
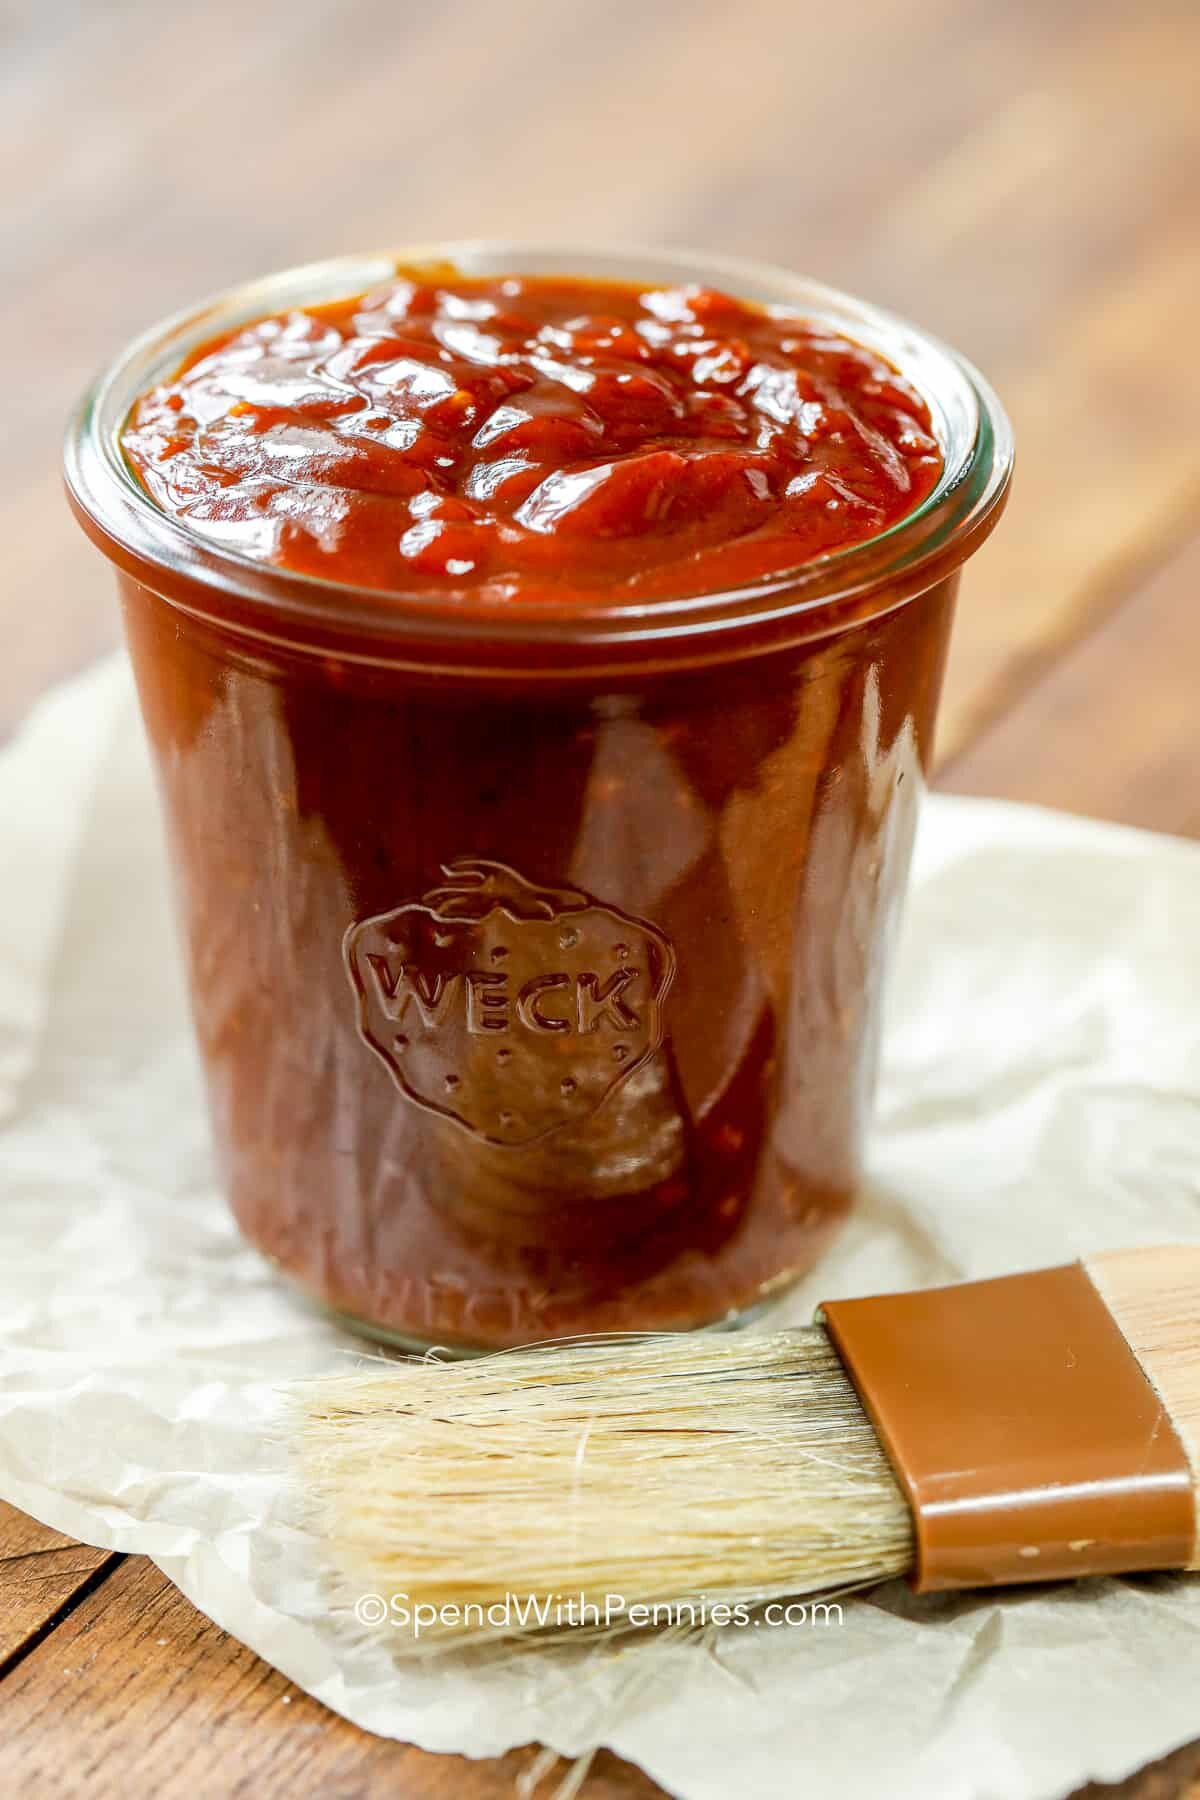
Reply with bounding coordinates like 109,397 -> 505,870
820,1262 -> 1196,1593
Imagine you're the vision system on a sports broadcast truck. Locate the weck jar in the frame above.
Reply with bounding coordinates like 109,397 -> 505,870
65,243 -> 1012,1350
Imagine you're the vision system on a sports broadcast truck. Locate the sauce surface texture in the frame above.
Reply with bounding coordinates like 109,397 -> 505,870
122,271 -> 944,599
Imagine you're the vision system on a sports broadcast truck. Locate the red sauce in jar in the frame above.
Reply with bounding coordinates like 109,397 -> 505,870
113,270 -> 954,1350
123,272 -> 942,601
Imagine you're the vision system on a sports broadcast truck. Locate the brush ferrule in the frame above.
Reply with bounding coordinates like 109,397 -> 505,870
820,1262 -> 1196,1593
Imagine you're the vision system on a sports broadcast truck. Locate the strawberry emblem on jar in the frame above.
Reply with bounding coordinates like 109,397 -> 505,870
343,860 -> 677,1146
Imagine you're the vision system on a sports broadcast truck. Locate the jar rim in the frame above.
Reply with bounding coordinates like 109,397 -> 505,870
64,240 -> 1013,674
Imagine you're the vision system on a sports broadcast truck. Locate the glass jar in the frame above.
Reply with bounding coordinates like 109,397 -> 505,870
65,244 -> 1012,1350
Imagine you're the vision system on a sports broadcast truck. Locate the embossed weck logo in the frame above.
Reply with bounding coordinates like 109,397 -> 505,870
343,861 -> 676,1146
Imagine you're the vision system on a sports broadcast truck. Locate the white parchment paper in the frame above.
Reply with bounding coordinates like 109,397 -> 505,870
1,657 -> 1198,1800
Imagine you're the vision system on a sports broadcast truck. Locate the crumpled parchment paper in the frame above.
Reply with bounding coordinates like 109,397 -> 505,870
1,656 -> 1198,1800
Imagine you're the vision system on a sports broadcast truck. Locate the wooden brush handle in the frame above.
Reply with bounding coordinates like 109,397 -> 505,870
820,1250 -> 1200,1593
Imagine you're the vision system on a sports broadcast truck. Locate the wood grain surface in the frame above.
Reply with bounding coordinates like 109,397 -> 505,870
2,0 -> 1198,1793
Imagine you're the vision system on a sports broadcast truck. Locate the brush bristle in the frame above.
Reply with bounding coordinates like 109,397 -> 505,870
296,1328 -> 913,1648
1086,1247 -> 1200,1569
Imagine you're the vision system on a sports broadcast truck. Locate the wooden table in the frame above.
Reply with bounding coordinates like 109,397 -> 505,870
3,0 -> 1198,1792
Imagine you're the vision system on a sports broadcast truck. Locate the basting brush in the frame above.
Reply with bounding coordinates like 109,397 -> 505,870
295,1247 -> 1200,1647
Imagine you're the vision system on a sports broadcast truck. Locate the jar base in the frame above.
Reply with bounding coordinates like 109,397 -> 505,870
249,1185 -> 851,1356
315,1289 -> 786,1357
